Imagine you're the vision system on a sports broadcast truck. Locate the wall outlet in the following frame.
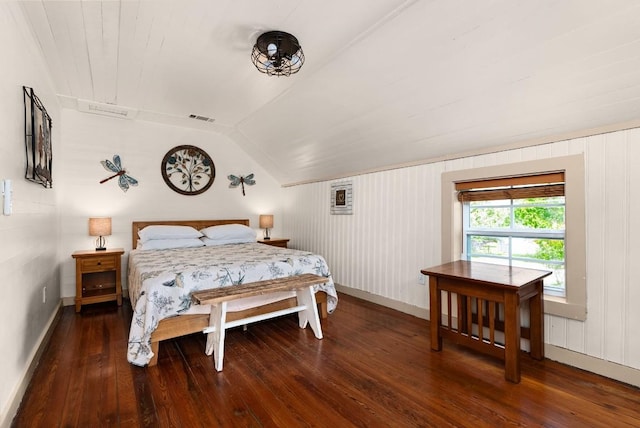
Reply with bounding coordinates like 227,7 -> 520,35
418,273 -> 427,285
42,286 -> 46,303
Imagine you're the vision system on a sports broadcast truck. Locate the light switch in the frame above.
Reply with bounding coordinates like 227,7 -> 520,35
3,179 -> 12,216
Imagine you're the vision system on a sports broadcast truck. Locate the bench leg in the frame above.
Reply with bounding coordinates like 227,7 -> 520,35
296,286 -> 323,339
205,301 -> 228,372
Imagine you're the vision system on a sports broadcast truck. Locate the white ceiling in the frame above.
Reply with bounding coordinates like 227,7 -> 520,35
19,0 -> 640,185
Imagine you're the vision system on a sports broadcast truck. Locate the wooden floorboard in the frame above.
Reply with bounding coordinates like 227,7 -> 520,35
12,293 -> 640,427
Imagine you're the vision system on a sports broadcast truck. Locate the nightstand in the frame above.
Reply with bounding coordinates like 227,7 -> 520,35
257,238 -> 289,248
72,248 -> 124,312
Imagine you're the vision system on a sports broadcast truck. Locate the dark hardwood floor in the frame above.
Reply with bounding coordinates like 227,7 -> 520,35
13,293 -> 640,427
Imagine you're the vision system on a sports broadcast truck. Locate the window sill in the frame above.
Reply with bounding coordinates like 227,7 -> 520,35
544,294 -> 586,321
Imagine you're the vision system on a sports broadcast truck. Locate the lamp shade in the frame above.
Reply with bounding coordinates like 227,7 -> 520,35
89,217 -> 112,237
259,215 -> 274,229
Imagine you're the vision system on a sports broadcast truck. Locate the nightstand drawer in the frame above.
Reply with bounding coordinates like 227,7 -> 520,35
80,256 -> 116,272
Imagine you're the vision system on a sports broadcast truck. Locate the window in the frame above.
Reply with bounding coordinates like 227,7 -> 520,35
441,155 -> 586,320
457,173 -> 566,296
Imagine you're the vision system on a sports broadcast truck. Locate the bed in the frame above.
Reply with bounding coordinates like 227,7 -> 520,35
127,219 -> 337,366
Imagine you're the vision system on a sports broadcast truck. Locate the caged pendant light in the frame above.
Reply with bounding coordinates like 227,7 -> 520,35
251,31 -> 304,76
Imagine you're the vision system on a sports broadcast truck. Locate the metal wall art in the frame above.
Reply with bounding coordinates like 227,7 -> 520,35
228,173 -> 255,196
100,154 -> 138,192
162,145 -> 215,195
23,86 -> 53,188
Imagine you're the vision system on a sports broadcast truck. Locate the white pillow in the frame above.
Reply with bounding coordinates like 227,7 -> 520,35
200,224 -> 256,241
138,238 -> 205,250
138,225 -> 203,242
200,237 -> 255,246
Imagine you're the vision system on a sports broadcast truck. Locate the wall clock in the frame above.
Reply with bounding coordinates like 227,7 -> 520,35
161,145 -> 215,195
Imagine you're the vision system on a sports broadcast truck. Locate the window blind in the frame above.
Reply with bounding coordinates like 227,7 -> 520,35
456,172 -> 565,202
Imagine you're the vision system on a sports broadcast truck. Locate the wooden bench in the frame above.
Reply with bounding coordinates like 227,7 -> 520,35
191,273 -> 328,371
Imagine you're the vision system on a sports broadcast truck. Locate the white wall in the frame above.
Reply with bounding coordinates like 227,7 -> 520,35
58,110 -> 285,300
0,3 -> 61,426
284,132 -> 640,381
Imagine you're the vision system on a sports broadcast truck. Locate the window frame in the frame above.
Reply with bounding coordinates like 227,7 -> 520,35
441,154 -> 586,320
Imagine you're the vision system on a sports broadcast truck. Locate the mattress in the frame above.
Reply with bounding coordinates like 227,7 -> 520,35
127,242 -> 338,366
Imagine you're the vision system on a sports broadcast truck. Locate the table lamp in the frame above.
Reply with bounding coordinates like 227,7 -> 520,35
259,214 -> 273,240
89,217 -> 112,251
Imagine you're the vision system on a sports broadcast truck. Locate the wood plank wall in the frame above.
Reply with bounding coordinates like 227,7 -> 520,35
283,129 -> 640,373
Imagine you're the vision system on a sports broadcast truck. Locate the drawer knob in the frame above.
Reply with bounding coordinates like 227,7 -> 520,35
97,262 -> 102,265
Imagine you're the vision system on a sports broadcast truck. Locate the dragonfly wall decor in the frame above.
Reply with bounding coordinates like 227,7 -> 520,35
100,155 -> 138,192
227,173 -> 255,196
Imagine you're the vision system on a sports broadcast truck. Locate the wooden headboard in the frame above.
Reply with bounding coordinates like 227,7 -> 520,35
132,219 -> 251,249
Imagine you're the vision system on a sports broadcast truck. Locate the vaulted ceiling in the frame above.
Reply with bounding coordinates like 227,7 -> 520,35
19,0 -> 640,185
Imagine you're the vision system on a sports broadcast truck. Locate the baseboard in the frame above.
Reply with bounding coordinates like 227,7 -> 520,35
1,301 -> 62,428
337,284 -> 640,388
335,284 -> 429,320
546,344 -> 640,388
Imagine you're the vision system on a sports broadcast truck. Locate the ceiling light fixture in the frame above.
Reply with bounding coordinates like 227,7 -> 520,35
251,31 -> 304,76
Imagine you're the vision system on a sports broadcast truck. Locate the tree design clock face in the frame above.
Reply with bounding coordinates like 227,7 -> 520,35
161,145 -> 215,195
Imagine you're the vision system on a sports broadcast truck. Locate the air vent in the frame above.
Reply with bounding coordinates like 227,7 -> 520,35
77,99 -> 138,119
189,114 -> 215,123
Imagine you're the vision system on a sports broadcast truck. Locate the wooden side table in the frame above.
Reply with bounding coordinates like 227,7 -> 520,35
72,248 -> 124,312
257,238 -> 289,248
421,260 -> 551,383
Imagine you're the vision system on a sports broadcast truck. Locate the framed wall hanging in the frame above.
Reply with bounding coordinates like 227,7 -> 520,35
23,86 -> 53,188
161,145 -> 215,195
330,181 -> 353,215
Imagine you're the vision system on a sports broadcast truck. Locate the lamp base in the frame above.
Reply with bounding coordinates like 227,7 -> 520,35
95,236 -> 107,251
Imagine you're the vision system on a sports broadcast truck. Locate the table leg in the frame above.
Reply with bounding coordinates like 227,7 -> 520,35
429,277 -> 442,351
504,292 -> 521,383
529,281 -> 545,360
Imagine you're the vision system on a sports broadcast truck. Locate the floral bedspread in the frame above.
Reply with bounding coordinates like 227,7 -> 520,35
127,243 -> 338,366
